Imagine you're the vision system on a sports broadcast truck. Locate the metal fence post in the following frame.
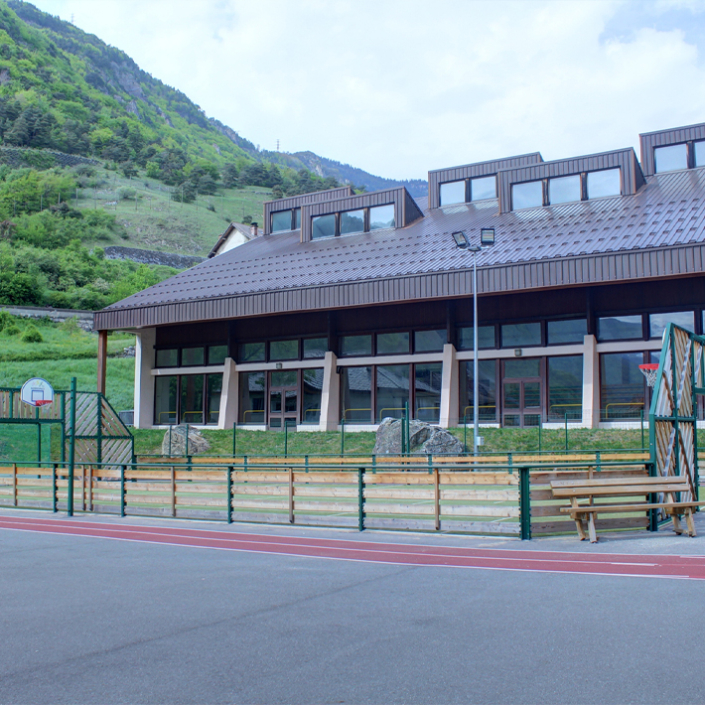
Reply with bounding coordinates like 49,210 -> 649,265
52,463 -> 57,513
358,467 -> 365,531
640,410 -> 645,450
340,418 -> 345,456
463,414 -> 467,454
185,424 -> 189,458
120,464 -> 126,517
519,466 -> 531,540
564,412 -> 568,452
538,418 -> 542,454
284,421 -> 288,457
233,422 -> 237,457
67,377 -> 77,517
227,465 -> 233,523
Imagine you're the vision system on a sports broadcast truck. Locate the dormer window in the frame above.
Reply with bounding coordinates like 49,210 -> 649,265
369,204 -> 395,230
695,141 -> 705,167
654,144 -> 688,173
549,174 -> 581,204
440,180 -> 465,206
586,168 -> 620,198
512,181 -> 543,209
271,208 -> 301,233
340,209 -> 365,235
471,176 -> 496,200
312,214 -> 336,240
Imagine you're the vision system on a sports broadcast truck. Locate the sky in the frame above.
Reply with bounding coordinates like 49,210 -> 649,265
26,0 -> 705,181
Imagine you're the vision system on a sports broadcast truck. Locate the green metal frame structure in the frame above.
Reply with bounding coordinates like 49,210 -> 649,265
649,323 -> 701,521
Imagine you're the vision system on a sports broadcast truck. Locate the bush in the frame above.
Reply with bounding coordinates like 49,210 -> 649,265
5,324 -> 20,336
118,187 -> 136,201
206,203 -> 215,212
20,325 -> 43,343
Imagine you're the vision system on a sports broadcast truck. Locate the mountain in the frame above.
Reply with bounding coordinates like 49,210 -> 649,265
2,1 -> 428,195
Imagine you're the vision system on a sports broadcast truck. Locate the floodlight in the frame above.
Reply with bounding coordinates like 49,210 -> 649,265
480,227 -> 495,246
451,231 -> 470,249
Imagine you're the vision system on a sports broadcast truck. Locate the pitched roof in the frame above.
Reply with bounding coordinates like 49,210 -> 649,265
94,168 -> 705,331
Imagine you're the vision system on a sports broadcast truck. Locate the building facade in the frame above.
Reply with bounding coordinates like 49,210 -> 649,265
94,122 -> 705,431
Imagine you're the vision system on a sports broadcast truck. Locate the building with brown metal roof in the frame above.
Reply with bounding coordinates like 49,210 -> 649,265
94,122 -> 705,432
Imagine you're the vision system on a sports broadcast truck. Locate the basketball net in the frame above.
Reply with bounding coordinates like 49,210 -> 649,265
639,363 -> 659,388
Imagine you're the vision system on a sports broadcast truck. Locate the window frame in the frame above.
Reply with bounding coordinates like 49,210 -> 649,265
154,372 -> 223,426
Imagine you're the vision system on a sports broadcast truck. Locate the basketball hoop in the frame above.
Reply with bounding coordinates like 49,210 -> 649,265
639,363 -> 659,388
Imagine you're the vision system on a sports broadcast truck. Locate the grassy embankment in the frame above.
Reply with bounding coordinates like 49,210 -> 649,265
72,168 -> 272,256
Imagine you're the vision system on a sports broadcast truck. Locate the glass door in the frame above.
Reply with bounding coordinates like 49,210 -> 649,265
269,370 -> 298,429
502,379 -> 542,427
502,358 -> 543,428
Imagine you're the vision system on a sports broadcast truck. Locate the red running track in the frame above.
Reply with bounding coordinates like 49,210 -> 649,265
2,514 -> 705,580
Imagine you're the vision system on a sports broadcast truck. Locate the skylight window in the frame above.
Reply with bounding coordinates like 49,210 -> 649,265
654,143 -> 688,173
440,181 -> 465,206
586,168 -> 621,199
470,176 -> 496,201
548,174 -> 581,204
512,181 -> 543,209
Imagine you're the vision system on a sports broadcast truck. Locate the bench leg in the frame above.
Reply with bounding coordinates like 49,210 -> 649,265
588,513 -> 598,543
573,515 -> 587,541
685,509 -> 696,537
671,512 -> 684,536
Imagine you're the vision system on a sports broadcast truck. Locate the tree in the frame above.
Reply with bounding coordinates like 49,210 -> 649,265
222,163 -> 238,188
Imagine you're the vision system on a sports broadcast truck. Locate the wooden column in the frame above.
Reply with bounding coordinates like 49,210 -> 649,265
97,330 -> 108,396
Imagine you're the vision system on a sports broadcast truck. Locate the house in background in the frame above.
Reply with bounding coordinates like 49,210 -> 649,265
208,222 -> 259,258
94,122 -> 705,432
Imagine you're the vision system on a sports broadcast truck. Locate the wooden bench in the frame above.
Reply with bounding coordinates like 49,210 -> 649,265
550,476 -> 705,542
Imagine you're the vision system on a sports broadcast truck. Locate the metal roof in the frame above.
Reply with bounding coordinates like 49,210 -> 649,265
95,168 -> 705,331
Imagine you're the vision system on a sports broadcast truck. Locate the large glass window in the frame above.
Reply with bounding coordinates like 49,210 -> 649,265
342,366 -> 372,423
207,374 -> 222,424
587,169 -> 620,199
239,371 -> 265,424
156,348 -> 178,367
512,181 -> 543,209
414,363 -> 442,422
459,360 -> 497,422
180,375 -> 204,425
340,209 -> 365,235
154,376 -> 178,424
440,181 -> 465,206
303,337 -> 327,359
271,210 -> 293,233
549,175 -> 581,205
504,358 -> 540,378
501,322 -> 541,348
695,141 -> 705,168
414,329 -> 446,353
302,369 -> 323,424
376,364 -> 410,422
294,208 -> 301,229
182,347 -> 204,367
238,342 -> 265,363
649,311 -> 694,338
377,331 -> 409,355
470,176 -> 496,201
270,339 -> 298,360
547,319 -> 587,345
597,315 -> 643,341
208,345 -> 228,365
655,144 -> 687,173
601,352 -> 645,420
340,334 -> 372,357
458,325 -> 495,350
548,356 -> 582,421
369,204 -> 395,230
312,214 -> 336,239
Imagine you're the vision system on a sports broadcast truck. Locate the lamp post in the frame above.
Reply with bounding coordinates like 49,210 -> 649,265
452,228 -> 495,456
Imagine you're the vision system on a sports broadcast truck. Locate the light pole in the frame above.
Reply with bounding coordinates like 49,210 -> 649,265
452,228 -> 495,456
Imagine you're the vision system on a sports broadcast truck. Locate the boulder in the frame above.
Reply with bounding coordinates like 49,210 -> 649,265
161,425 -> 210,456
372,418 -> 464,456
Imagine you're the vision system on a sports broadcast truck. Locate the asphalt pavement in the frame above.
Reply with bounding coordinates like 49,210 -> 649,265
1,509 -> 704,705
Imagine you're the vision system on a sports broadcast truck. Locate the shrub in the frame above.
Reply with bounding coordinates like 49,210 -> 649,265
118,187 -> 136,201
21,325 -> 43,343
5,324 -> 20,335
207,203 -> 216,212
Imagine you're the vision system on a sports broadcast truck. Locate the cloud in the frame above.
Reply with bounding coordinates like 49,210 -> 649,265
26,0 -> 705,180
